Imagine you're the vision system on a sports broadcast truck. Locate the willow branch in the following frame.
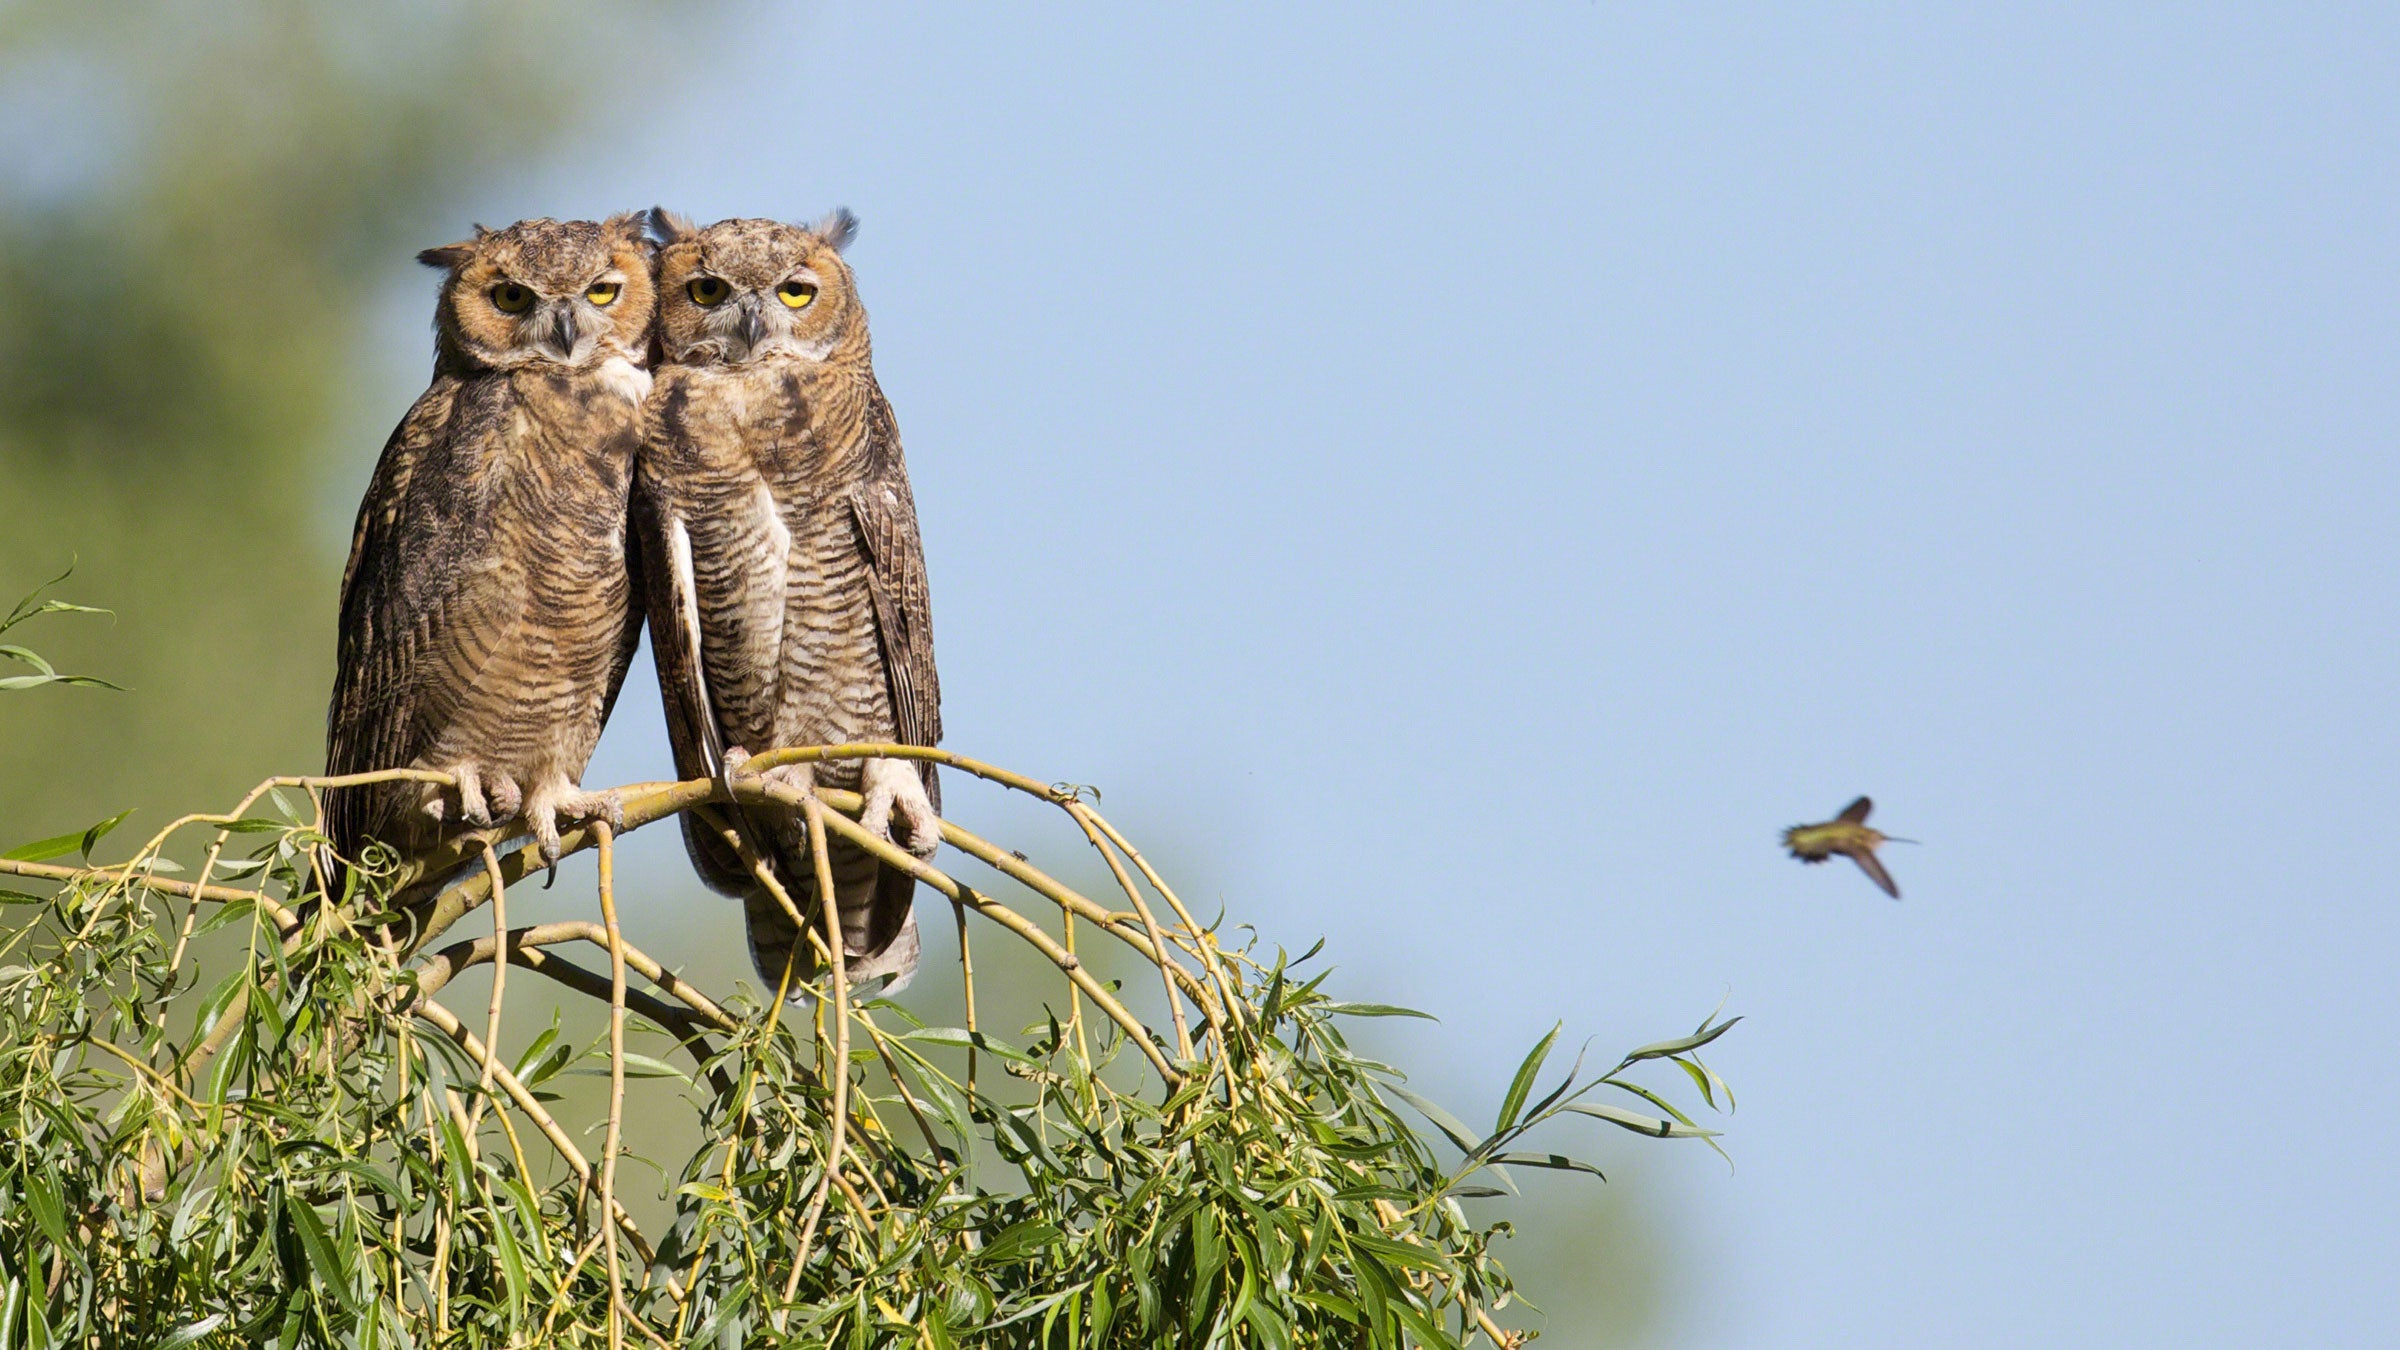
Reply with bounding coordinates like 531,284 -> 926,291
1,858 -> 299,933
784,793 -> 851,1300
1079,805 -> 1247,1028
411,997 -> 661,1273
594,822 -> 629,1350
412,920 -> 735,1032
761,783 -> 1182,1086
1067,802 -> 1195,1061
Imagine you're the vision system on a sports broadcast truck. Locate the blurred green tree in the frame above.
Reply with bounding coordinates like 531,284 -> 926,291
0,0 -> 675,835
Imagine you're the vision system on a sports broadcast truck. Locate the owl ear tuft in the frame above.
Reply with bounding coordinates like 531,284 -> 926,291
646,206 -> 696,245
602,211 -> 650,250
812,207 -> 858,253
417,238 -> 479,270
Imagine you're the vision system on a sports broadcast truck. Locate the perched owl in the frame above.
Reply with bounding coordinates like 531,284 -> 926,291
325,214 -> 655,891
634,208 -> 942,993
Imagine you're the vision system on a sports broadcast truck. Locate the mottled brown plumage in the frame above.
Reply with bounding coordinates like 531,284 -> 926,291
325,215 -> 655,890
635,208 -> 942,993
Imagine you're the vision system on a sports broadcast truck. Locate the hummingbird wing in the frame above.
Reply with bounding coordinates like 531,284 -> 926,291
1849,847 -> 1901,899
1837,796 -> 1873,824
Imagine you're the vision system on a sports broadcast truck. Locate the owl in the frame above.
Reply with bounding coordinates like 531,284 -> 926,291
324,214 -> 655,891
634,208 -> 942,993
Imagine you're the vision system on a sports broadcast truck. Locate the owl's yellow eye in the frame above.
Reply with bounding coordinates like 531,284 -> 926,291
776,281 -> 817,309
490,283 -> 534,313
585,282 -> 621,306
688,277 -> 730,307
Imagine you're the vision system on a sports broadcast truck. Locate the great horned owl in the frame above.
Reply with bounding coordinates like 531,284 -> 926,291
634,208 -> 942,993
325,215 -> 655,890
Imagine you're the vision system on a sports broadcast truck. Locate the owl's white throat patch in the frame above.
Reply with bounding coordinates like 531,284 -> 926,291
596,356 -> 652,404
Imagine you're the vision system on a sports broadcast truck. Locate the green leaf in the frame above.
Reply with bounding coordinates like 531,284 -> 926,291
1562,1101 -> 1719,1139
155,1315 -> 228,1349
20,1171 -> 70,1249
193,898 -> 260,938
901,1026 -> 1040,1066
79,809 -> 134,862
1383,1081 -> 1484,1158
0,672 -> 123,692
3,831 -> 86,863
281,1195 -> 354,1310
488,1200 -> 530,1331
1623,1015 -> 1742,1063
1678,1055 -> 1736,1112
1321,1002 -> 1439,1021
1494,1021 -> 1560,1135
565,1054 -> 687,1081
1484,1150 -> 1608,1181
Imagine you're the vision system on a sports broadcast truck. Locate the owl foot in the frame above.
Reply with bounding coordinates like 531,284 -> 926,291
718,744 -> 753,794
725,749 -> 817,810
859,757 -> 941,858
523,782 -> 623,863
450,765 -> 491,827
423,763 -> 521,830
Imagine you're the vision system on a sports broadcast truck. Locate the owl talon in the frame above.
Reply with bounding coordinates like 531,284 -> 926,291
525,786 -> 624,862
568,789 -> 626,833
531,813 -> 565,864
486,775 -> 524,822
451,765 -> 492,828
860,757 -> 940,859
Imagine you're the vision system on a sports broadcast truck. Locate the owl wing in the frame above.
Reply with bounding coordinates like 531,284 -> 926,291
324,377 -> 525,872
847,383 -> 943,961
853,382 -> 943,766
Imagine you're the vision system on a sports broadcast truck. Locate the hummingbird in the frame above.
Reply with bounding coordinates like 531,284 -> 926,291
1782,796 -> 1915,899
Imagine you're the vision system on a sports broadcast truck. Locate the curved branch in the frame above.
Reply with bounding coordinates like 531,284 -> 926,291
412,998 -> 665,1276
754,781 -> 1183,1086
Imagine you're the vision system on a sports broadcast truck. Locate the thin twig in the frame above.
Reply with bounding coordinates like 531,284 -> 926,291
412,920 -> 735,1030
410,998 -> 665,1275
783,792 -> 851,1303
1080,805 -> 1247,1027
779,787 -> 1183,1086
1067,802 -> 1195,1061
0,858 -> 298,932
595,821 -> 628,1350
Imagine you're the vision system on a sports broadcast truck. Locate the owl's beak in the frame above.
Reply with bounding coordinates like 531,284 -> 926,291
547,305 -> 581,358
736,299 -> 767,353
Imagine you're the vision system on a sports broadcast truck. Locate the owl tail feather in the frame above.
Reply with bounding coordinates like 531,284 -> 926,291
740,869 -> 923,1001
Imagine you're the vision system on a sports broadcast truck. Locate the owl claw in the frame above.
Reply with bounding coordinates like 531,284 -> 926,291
860,757 -> 940,859
452,765 -> 492,827
486,775 -> 524,822
525,786 -> 624,863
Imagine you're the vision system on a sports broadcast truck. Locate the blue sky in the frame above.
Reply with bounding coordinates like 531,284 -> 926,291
374,6 -> 2400,1343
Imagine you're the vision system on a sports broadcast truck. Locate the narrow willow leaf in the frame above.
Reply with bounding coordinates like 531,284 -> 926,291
78,808 -> 134,861
1321,1002 -> 1438,1021
282,1195 -> 355,1310
2,830 -> 86,863
901,1026 -> 1040,1066
1383,1082 -> 1484,1158
1494,1022 -> 1561,1135
1623,1015 -> 1742,1063
154,1314 -> 227,1349
1484,1151 -> 1608,1181
1561,1101 -> 1719,1139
